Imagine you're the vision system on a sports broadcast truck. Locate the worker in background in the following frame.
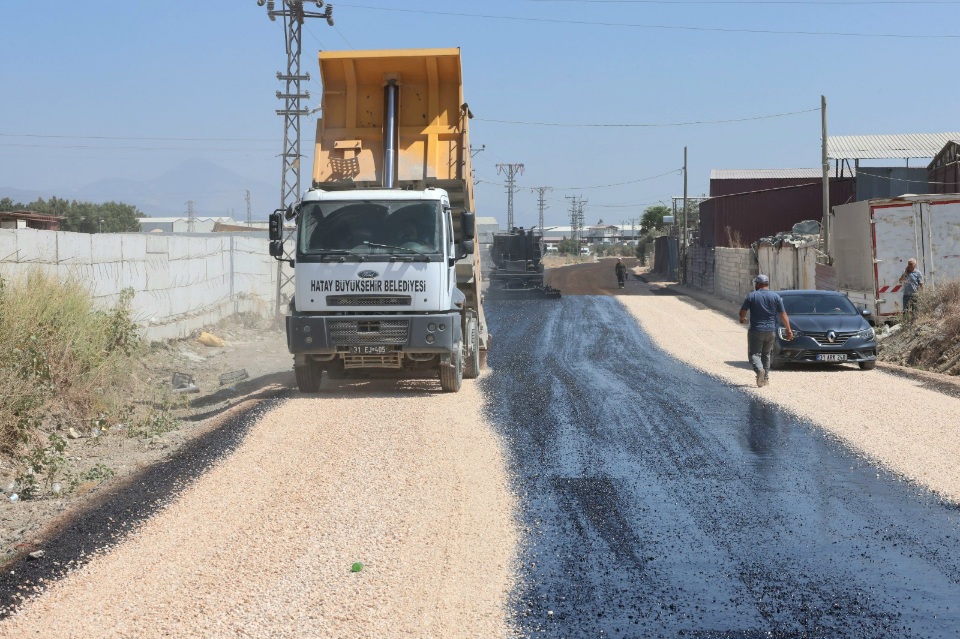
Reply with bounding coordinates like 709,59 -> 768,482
898,258 -> 924,321
615,258 -> 627,289
739,274 -> 792,388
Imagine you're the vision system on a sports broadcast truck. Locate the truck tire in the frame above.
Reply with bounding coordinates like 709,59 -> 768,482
439,342 -> 463,392
464,317 -> 481,379
294,362 -> 322,393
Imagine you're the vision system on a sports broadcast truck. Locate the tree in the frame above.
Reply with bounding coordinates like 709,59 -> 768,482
1,197 -> 142,233
641,205 -> 671,233
557,237 -> 577,255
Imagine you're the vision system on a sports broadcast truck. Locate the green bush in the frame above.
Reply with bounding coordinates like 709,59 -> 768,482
0,270 -> 142,454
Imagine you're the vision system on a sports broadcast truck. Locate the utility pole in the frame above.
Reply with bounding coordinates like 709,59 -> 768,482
245,189 -> 252,225
496,163 -> 524,230
565,195 -> 586,257
821,95 -> 830,249
186,200 -> 196,233
531,186 -> 552,231
682,146 -> 688,284
256,0 -> 334,319
630,217 -> 637,240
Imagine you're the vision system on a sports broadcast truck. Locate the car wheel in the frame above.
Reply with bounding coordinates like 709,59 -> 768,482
859,360 -> 877,371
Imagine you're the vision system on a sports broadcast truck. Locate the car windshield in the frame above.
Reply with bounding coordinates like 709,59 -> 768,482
298,200 -> 442,256
781,294 -> 858,315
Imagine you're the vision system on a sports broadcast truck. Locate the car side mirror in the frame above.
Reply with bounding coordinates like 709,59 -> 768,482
861,308 -> 872,318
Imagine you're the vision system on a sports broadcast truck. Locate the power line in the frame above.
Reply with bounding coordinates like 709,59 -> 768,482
335,4 -> 960,38
476,108 -> 819,128
0,143 -> 275,153
0,132 -> 276,143
555,168 -> 682,191
520,0 -> 960,5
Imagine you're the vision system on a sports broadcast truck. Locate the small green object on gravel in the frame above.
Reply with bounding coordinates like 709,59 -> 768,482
351,562 -> 364,572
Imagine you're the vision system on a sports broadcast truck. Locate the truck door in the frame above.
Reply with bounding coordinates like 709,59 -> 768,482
923,199 -> 960,288
872,203 -> 920,316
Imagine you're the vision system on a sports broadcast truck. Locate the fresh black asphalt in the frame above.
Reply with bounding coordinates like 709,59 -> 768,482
482,295 -> 960,639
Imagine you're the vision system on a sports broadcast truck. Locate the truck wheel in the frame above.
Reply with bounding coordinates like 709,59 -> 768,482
294,362 -> 322,393
859,360 -> 877,370
464,318 -> 481,379
439,342 -> 463,392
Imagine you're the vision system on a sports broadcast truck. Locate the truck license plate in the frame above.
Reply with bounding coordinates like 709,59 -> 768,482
816,353 -> 847,362
351,345 -> 388,355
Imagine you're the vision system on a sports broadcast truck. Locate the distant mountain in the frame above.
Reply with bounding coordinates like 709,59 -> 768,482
1,159 -> 280,219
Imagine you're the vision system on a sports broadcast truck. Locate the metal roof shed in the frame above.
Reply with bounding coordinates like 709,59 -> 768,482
928,140 -> 960,195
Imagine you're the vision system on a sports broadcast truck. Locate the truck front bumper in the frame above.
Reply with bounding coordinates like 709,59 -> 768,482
286,312 -> 461,355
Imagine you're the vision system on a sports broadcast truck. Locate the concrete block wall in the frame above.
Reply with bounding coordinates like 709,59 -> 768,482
0,229 -> 287,341
686,246 -> 715,294
714,247 -> 758,303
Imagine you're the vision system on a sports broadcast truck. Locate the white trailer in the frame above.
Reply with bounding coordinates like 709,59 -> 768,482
826,194 -> 960,319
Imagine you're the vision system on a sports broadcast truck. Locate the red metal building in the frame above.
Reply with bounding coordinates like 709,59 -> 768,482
699,170 -> 856,248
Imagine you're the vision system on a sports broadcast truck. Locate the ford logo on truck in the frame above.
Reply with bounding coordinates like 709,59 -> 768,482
358,270 -> 379,279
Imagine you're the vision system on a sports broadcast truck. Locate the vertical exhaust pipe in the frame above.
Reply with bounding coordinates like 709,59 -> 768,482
383,79 -> 400,188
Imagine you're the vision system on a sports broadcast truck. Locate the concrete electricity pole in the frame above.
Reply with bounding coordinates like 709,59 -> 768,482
531,186 -> 552,231
186,200 -> 196,233
245,189 -> 252,225
497,163 -> 525,230
256,0 -> 334,318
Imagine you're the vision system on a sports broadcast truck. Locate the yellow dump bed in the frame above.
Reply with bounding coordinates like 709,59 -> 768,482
313,48 -> 474,214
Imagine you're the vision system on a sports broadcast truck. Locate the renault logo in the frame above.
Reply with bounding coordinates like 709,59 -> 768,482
827,330 -> 837,343
358,270 -> 379,279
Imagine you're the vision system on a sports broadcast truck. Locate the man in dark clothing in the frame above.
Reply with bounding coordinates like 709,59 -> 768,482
739,274 -> 793,388
615,258 -> 627,289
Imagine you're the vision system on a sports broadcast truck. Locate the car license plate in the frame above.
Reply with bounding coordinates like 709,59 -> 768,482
816,353 -> 847,362
351,345 -> 388,355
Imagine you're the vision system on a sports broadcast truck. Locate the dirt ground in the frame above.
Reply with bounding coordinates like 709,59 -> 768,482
0,315 -> 294,562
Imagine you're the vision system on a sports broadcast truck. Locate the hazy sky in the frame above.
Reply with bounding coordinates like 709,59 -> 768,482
2,1 -> 958,228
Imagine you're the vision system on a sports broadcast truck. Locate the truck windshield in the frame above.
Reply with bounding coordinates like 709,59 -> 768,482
298,200 -> 442,257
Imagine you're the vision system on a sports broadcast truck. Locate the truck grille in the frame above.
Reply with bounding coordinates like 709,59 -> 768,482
329,319 -> 410,345
327,295 -> 412,307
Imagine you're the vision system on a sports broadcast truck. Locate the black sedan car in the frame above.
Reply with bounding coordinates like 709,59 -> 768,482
773,290 -> 877,370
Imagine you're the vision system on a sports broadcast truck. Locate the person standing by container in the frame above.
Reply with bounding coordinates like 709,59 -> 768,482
739,274 -> 793,388
898,258 -> 924,321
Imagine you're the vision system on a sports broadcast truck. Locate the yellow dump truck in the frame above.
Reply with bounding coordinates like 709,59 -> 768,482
268,48 -> 488,392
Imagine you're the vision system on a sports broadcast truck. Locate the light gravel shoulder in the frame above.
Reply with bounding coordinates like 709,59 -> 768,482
619,288 -> 960,504
0,377 -> 518,638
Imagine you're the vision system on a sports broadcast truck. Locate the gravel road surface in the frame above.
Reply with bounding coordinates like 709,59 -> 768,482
0,379 -> 517,638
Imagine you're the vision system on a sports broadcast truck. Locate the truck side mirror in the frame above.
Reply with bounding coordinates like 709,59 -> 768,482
460,211 -> 476,241
284,202 -> 301,220
268,211 -> 284,241
269,240 -> 284,259
460,239 -> 475,259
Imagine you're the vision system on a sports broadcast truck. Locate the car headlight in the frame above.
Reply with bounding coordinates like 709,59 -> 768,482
857,327 -> 876,341
778,327 -> 802,340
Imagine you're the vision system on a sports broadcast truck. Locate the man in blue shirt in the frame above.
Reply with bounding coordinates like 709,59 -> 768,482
739,274 -> 793,388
